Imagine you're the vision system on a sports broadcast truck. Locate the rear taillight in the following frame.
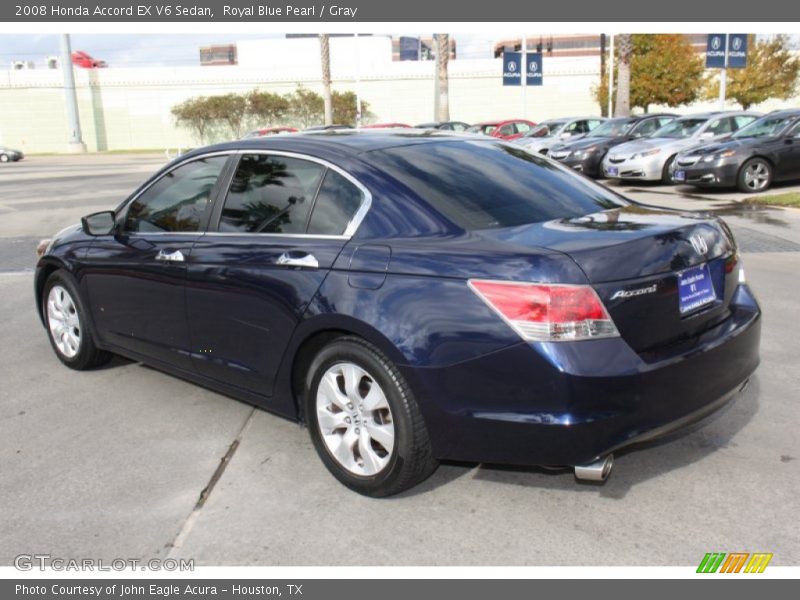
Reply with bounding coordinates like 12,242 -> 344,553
469,280 -> 619,342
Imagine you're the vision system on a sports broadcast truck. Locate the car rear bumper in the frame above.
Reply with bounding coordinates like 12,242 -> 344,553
403,283 -> 761,466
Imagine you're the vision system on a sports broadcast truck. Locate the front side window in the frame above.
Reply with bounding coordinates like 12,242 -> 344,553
124,156 -> 228,233
219,154 -> 325,234
307,170 -> 364,235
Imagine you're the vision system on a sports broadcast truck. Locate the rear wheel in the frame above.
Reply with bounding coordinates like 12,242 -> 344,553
305,336 -> 438,497
0,154 -> 9,163
43,271 -> 111,370
737,158 -> 772,193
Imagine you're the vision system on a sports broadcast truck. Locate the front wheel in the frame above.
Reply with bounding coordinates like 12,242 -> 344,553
737,158 -> 772,193
0,154 -> 9,163
662,155 -> 676,184
43,271 -> 112,370
305,336 -> 438,497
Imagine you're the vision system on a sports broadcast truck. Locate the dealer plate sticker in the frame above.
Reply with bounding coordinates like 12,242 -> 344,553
678,264 -> 717,314
674,170 -> 686,182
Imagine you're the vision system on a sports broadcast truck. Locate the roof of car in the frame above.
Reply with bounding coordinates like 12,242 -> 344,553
185,129 -> 480,158
764,108 -> 800,118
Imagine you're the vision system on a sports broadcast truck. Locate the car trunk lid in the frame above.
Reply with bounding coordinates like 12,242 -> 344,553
477,206 -> 739,353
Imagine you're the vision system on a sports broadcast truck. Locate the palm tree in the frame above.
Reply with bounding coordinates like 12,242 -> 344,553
319,34 -> 333,126
435,34 -> 450,121
615,34 -> 632,117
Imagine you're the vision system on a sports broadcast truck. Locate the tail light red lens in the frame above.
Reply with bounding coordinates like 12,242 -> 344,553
469,280 -> 619,342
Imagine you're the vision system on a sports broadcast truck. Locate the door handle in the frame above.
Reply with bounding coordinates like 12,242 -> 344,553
276,252 -> 318,269
155,249 -> 185,263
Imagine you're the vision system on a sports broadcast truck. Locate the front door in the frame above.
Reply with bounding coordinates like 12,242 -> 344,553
82,154 -> 231,369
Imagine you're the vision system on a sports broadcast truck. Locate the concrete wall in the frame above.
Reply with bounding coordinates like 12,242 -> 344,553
1,54 -> 798,154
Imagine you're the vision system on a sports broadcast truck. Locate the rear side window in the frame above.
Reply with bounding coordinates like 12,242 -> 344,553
307,170 -> 364,235
219,154 -> 324,233
370,141 -> 628,231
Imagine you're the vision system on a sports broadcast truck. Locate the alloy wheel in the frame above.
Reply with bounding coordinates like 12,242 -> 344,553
315,361 -> 395,476
47,285 -> 81,358
744,162 -> 770,191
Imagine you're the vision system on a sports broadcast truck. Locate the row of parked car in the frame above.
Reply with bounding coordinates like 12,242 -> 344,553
516,110 -> 800,194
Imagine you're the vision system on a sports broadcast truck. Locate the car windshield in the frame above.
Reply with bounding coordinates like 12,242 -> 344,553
521,121 -> 567,139
370,140 -> 628,231
587,119 -> 633,138
732,115 -> 795,139
652,118 -> 708,139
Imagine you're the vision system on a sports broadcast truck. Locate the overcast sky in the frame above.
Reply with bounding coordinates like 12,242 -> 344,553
2,33 -> 797,68
0,33 -> 498,67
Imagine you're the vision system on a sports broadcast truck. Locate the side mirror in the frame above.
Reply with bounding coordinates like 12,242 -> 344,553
81,211 -> 116,236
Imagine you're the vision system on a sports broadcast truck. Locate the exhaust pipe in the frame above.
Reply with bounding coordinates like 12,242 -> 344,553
574,454 -> 614,482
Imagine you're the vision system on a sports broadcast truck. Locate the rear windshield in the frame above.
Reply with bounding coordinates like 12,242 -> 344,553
370,140 -> 628,230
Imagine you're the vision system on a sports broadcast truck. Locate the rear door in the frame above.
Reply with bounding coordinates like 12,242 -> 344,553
186,151 -> 370,399
83,153 -> 231,369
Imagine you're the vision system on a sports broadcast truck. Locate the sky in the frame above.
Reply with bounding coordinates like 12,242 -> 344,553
0,33 -> 498,67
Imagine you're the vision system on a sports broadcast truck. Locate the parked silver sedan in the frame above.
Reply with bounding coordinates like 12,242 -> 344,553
515,117 -> 605,155
602,112 -> 759,183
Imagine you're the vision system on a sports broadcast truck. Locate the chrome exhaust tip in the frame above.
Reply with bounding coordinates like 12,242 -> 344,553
574,454 -> 614,482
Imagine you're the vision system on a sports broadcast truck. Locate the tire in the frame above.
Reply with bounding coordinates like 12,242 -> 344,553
662,155 -> 676,184
737,158 -> 772,193
42,271 -> 112,370
305,336 -> 438,497
0,154 -> 9,163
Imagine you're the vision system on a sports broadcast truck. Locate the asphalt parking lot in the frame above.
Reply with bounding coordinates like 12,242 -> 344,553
1,155 -> 799,566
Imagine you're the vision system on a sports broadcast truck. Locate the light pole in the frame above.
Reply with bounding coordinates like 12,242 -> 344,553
59,34 -> 86,153
719,33 -> 729,111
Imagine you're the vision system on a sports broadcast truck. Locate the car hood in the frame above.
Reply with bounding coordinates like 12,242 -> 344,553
680,136 -> 778,156
553,136 -> 614,152
517,137 -> 555,151
610,137 -> 699,158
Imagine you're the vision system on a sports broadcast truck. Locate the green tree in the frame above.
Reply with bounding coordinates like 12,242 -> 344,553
171,96 -> 212,142
288,86 -> 324,128
246,90 -> 291,126
595,34 -> 706,113
331,91 -> 372,125
706,35 -> 800,109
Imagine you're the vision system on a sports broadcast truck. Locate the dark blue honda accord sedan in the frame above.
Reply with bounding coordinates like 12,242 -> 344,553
34,130 -> 761,496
